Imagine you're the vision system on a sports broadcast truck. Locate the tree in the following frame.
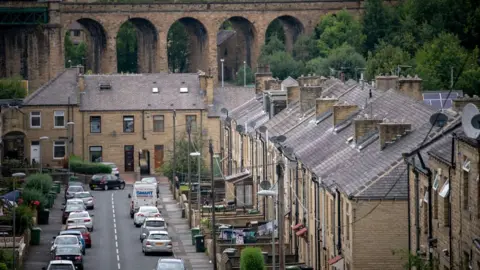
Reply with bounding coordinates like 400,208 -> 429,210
265,19 -> 286,45
259,35 -> 285,64
263,51 -> 303,80
293,34 -> 320,63
0,76 -> 27,99
168,21 -> 189,73
362,0 -> 398,53
234,65 -> 255,86
116,22 -> 138,73
315,9 -> 366,56
306,44 -> 366,80
64,32 -> 86,67
240,247 -> 264,270
365,41 -> 412,80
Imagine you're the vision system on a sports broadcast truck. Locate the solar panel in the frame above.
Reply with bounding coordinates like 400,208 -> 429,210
422,91 -> 463,110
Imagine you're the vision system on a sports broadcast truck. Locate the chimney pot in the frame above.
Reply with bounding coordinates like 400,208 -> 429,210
300,86 -> 322,113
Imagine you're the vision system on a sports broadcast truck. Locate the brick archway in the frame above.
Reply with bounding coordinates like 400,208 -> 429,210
266,15 -> 305,53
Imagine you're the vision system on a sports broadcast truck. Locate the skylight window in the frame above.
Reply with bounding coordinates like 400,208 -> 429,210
152,87 -> 159,93
180,87 -> 188,93
439,180 -> 450,198
346,136 -> 354,144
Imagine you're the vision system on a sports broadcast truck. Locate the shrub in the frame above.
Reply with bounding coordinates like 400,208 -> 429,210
24,173 -> 53,195
0,205 -> 33,236
70,159 -> 111,175
21,188 -> 48,210
240,247 -> 265,270
0,249 -> 13,270
0,263 -> 7,270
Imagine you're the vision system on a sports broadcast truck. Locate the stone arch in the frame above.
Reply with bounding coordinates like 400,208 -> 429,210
266,15 -> 304,53
117,18 -> 158,73
2,130 -> 25,161
65,18 -> 107,74
167,17 -> 209,73
217,16 -> 256,81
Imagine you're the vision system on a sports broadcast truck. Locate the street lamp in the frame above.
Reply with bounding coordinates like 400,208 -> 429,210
243,61 -> 247,87
11,172 -> 25,270
190,151 -> 201,226
39,136 -> 49,173
67,122 -> 75,174
220,58 -> 225,88
257,189 -> 277,269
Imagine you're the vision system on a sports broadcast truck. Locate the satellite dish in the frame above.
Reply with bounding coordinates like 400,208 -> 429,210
220,108 -> 228,114
258,126 -> 267,133
276,135 -> 287,143
283,147 -> 294,155
429,112 -> 448,127
225,116 -> 231,122
236,125 -> 245,133
248,121 -> 257,128
462,103 -> 480,139
260,181 -> 271,190
270,136 -> 278,143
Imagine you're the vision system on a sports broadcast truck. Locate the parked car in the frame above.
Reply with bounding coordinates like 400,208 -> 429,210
64,199 -> 85,208
73,192 -> 94,209
89,174 -> 125,191
42,260 -> 76,270
66,186 -> 84,200
140,217 -> 167,242
50,235 -> 81,253
133,206 -> 161,227
58,230 -> 85,255
100,162 -> 120,177
67,225 -> 92,248
142,230 -> 173,256
65,181 -> 83,197
52,245 -> 84,270
67,211 -> 94,231
155,259 -> 186,270
62,204 -> 86,224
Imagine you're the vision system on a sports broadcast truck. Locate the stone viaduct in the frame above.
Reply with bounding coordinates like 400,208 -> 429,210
0,1 -> 365,90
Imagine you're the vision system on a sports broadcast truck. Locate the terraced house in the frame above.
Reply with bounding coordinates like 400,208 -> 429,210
219,67 -> 460,270
1,66 -> 220,174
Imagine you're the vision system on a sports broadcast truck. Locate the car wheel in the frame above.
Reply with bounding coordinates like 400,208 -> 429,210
104,185 -> 108,191
120,183 -> 125,190
87,244 -> 91,248
135,224 -> 141,228
89,186 -> 94,190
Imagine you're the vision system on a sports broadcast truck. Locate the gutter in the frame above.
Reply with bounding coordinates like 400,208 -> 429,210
312,177 -> 321,270
337,188 -> 342,255
294,161 -> 299,261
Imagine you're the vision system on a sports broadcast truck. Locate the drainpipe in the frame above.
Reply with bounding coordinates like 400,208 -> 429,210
262,138 -> 267,217
142,110 -> 146,140
449,133 -> 455,270
228,127 -> 233,175
81,111 -> 85,160
406,159 -> 412,259
294,161 -> 299,261
240,134 -> 244,171
312,177 -> 321,270
336,188 -> 342,255
414,158 -> 420,254
417,152 -> 433,267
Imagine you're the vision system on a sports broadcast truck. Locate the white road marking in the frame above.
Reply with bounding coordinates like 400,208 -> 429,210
112,193 -> 121,270
118,263 -> 121,269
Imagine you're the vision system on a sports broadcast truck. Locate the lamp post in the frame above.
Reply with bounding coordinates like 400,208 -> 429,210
220,58 -> 225,88
67,122 -> 75,174
258,189 -> 277,269
11,172 -> 26,270
190,152 -> 201,226
243,61 -> 247,87
39,136 -> 49,173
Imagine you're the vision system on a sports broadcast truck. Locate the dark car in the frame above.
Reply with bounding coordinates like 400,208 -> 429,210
65,186 -> 84,200
62,204 -> 85,224
89,174 -> 125,191
52,245 -> 84,270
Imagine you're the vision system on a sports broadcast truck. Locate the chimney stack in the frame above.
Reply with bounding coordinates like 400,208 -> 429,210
333,104 -> 358,127
315,97 -> 338,120
265,78 -> 281,91
397,75 -> 423,101
452,95 -> 480,112
287,86 -> 300,108
375,75 -> 398,91
78,74 -> 85,92
200,74 -> 214,105
298,74 -> 324,87
255,64 -> 273,95
354,119 -> 383,144
379,123 -> 412,150
300,86 -> 322,113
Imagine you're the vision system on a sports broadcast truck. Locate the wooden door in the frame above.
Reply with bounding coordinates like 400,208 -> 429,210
124,145 -> 134,172
154,145 -> 164,170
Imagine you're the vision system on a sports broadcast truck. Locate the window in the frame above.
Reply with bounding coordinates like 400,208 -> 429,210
186,115 -> 197,131
123,116 -> 134,133
462,156 -> 471,172
89,146 -> 102,162
30,111 -> 41,128
433,171 -> 440,190
53,141 -> 66,159
464,171 -> 469,210
54,111 -> 65,128
90,116 -> 101,133
153,115 -> 164,132
73,30 -> 80,36
423,201 -> 428,234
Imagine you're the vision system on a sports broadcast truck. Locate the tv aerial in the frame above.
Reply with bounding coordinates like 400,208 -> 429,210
462,103 -> 480,139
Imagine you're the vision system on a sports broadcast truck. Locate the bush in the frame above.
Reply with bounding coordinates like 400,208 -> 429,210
0,263 -> 7,270
240,247 -> 265,270
70,159 -> 112,175
24,173 -> 53,195
21,188 -> 48,210
0,249 -> 13,270
0,205 -> 33,236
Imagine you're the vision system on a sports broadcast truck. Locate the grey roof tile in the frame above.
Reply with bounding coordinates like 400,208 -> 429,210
24,68 -> 79,106
80,73 -> 204,111
208,85 -> 255,117
354,163 -> 408,199
217,30 -> 236,46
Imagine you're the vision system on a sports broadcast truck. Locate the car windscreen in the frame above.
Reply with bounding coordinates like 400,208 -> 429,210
60,231 -> 81,236
68,186 -> 84,193
65,205 -> 84,212
56,246 -> 81,255
142,178 -> 156,184
140,208 -> 158,214
55,237 -> 78,245
49,265 -> 75,270
92,175 -> 106,180
74,193 -> 91,198
156,262 -> 184,270
149,234 -> 169,240
146,220 -> 165,227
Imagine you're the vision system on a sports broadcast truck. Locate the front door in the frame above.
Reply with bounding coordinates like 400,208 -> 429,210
154,145 -> 164,170
124,145 -> 134,172
30,141 -> 40,165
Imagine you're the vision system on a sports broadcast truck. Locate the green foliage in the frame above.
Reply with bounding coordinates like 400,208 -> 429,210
240,247 -> 265,270
64,31 -> 86,67
234,65 -> 255,86
0,76 -> 27,99
393,249 -> 435,270
0,249 -> 13,270
168,21 -> 189,73
306,45 -> 366,80
365,41 -> 412,80
21,188 -> 47,210
117,22 -> 138,73
24,173 -> 53,195
362,0 -> 398,53
265,19 -> 285,45
263,51 -> 303,80
0,263 -> 7,270
70,159 -> 112,175
259,35 -> 285,64
293,34 -> 320,63
315,9 -> 366,56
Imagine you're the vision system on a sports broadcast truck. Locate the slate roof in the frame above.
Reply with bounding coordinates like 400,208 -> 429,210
217,30 -> 236,46
80,73 -> 204,111
24,68 -> 78,106
427,127 -> 462,165
354,163 -> 408,199
208,84 -> 255,117
281,77 -> 299,90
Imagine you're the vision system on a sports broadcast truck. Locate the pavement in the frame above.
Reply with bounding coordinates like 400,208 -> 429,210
24,176 -> 213,270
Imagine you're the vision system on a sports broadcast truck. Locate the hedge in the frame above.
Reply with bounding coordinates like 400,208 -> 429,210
24,173 -> 53,195
240,247 -> 265,270
21,188 -> 48,211
70,159 -> 112,175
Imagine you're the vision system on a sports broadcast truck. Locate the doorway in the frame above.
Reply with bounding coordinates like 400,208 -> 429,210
154,145 -> 164,170
139,149 -> 150,175
124,145 -> 134,172
30,141 -> 40,165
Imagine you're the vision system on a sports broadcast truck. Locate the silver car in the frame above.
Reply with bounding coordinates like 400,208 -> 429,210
100,162 -> 120,177
155,258 -> 186,270
50,235 -> 81,253
66,186 -> 84,200
140,217 -> 167,242
142,231 -> 173,255
73,192 -> 94,209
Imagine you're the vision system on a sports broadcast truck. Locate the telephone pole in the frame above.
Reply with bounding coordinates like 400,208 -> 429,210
277,160 -> 285,269
210,139 -> 217,270
172,110 -> 177,198
187,120 -> 192,228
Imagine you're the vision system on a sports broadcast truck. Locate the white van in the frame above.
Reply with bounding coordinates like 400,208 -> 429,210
129,182 -> 157,218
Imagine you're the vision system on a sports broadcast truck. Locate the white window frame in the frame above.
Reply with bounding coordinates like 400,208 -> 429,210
423,190 -> 429,203
433,171 -> 440,191
54,110 -> 65,128
439,179 -> 450,198
30,111 -> 41,128
53,140 -> 66,159
462,156 -> 471,172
